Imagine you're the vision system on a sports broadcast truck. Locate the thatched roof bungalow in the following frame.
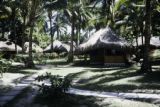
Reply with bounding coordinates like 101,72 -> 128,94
24,42 -> 43,53
0,41 -> 22,52
0,41 -> 22,59
76,27 -> 131,65
43,40 -> 70,54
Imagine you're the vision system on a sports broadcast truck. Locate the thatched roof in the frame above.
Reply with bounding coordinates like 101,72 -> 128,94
43,40 -> 70,53
133,36 -> 160,48
24,42 -> 43,53
0,41 -> 22,52
76,27 -> 130,53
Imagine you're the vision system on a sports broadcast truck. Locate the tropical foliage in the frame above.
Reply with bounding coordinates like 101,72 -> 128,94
0,0 -> 160,72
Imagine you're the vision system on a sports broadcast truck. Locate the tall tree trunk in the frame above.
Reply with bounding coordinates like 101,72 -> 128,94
76,27 -> 80,46
22,16 -> 26,53
141,0 -> 152,73
1,27 -> 5,38
77,15 -> 81,46
56,14 -> 60,40
49,12 -> 53,51
13,10 -> 17,54
68,13 -> 75,62
28,24 -> 34,68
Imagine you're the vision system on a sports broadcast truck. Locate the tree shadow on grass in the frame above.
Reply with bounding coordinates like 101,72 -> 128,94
72,69 -> 160,92
6,65 -> 41,74
77,74 -> 106,84
69,66 -> 160,92
68,71 -> 87,80
44,59 -> 70,66
34,93 -> 103,107
132,71 -> 160,83
83,67 -> 125,73
0,85 -> 12,94
77,67 -> 139,83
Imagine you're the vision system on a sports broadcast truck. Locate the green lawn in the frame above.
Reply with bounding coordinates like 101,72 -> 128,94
2,59 -> 160,107
0,62 -> 39,94
43,59 -> 160,94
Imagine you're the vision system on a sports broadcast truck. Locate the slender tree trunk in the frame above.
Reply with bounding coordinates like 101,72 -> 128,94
1,21 -> 5,38
22,16 -> 26,53
56,14 -> 60,40
13,10 -> 17,54
49,12 -> 53,51
1,28 -> 4,38
141,0 -> 152,73
77,16 -> 81,46
26,0 -> 38,68
76,26 -> 78,46
27,24 -> 34,68
68,13 -> 75,62
57,26 -> 59,40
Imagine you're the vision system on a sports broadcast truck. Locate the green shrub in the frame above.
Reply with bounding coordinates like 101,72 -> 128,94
35,73 -> 72,99
0,54 -> 12,77
13,54 -> 24,62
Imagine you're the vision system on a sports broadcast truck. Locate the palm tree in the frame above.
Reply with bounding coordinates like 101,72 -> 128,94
65,0 -> 91,62
141,0 -> 152,73
9,0 -> 21,54
44,0 -> 67,52
65,0 -> 78,62
48,9 -> 54,51
27,0 -> 43,68
19,0 -> 29,53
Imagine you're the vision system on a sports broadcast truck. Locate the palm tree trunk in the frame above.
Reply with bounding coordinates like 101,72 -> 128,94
13,15 -> 17,54
22,16 -> 26,53
27,24 -> 34,68
56,14 -> 60,40
68,14 -> 75,62
2,27 -> 5,38
77,16 -> 81,46
141,0 -> 152,73
49,13 -> 53,51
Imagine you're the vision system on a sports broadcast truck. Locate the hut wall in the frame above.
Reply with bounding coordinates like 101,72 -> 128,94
104,55 -> 126,63
89,49 -> 129,65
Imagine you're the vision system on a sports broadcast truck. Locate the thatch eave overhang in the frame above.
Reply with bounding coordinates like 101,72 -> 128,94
76,27 -> 131,55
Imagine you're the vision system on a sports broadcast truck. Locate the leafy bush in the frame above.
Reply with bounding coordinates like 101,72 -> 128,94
35,73 -> 72,99
13,54 -> 27,62
0,53 -> 12,77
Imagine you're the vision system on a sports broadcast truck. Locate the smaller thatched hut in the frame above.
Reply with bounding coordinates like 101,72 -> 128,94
24,42 -> 43,53
76,27 -> 131,65
0,41 -> 22,58
43,40 -> 70,54
0,41 -> 22,52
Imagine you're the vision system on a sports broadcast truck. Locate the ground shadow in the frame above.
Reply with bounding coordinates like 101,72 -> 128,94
70,66 -> 160,92
6,65 -> 41,74
34,93 -> 104,107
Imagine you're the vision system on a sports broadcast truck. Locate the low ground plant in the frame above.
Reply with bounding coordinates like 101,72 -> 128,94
0,54 -> 12,77
35,73 -> 72,100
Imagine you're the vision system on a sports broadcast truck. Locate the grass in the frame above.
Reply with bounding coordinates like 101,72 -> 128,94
0,61 -> 40,94
42,59 -> 160,94
2,58 -> 160,107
